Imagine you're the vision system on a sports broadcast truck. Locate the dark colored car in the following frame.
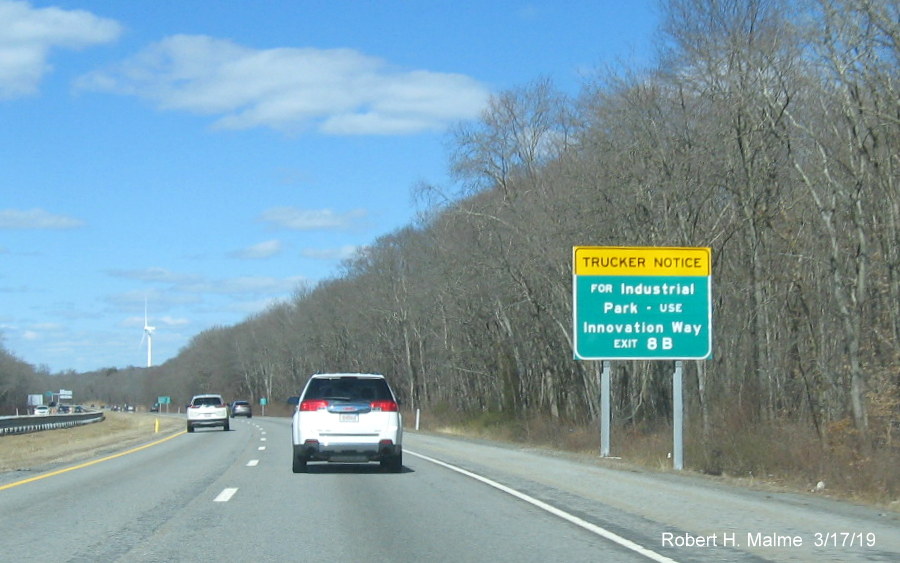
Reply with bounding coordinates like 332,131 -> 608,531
231,400 -> 252,418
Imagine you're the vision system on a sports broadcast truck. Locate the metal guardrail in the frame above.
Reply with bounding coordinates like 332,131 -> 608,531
0,412 -> 105,436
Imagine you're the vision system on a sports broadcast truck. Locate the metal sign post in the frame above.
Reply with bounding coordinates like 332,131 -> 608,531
600,360 -> 611,457
673,360 -> 683,470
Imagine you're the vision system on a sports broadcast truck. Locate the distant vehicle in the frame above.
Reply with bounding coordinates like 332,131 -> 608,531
291,373 -> 403,473
187,394 -> 229,432
57,405 -> 70,414
150,403 -> 160,412
33,405 -> 50,416
74,405 -> 84,413
230,400 -> 252,418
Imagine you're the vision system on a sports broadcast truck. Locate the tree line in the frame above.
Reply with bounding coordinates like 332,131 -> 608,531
2,1 -> 897,460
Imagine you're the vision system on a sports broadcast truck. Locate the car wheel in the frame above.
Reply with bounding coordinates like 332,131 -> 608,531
292,446 -> 308,473
381,452 -> 402,473
187,423 -> 194,433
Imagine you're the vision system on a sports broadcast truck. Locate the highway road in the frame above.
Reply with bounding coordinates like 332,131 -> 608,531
1,417 -> 897,562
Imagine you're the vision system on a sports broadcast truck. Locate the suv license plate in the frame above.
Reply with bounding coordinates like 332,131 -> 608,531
339,413 -> 358,423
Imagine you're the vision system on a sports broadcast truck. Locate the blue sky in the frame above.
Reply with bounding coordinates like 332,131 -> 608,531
1,0 -> 658,373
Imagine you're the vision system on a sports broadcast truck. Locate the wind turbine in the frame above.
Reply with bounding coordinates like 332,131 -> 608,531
140,299 -> 156,368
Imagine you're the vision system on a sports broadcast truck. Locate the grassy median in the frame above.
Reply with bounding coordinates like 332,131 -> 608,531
0,412 -> 184,472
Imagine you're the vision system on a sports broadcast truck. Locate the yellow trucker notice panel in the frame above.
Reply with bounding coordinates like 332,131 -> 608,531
573,246 -> 710,277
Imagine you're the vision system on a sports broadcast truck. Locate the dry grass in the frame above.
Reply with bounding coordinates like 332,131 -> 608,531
0,412 -> 184,472
420,410 -> 900,511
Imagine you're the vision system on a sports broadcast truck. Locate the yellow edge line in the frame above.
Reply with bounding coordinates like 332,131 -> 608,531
0,430 -> 186,492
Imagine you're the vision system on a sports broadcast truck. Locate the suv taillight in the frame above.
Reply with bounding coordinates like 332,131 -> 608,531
299,399 -> 329,411
370,400 -> 398,412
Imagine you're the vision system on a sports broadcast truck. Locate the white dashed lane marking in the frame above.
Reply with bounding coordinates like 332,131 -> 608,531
214,488 -> 238,502
246,459 -> 259,467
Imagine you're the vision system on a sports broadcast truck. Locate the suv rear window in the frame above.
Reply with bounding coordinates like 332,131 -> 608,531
193,396 -> 223,406
303,377 -> 393,402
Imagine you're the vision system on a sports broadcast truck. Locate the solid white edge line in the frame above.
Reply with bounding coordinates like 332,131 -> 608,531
214,487 -> 238,502
406,450 -> 677,563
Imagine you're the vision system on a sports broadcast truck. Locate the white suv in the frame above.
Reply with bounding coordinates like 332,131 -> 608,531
187,394 -> 229,432
291,373 -> 403,473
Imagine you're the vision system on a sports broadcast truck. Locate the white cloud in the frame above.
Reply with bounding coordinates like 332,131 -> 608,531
181,276 -> 308,296
301,245 -> 361,260
105,289 -> 202,318
228,297 -> 291,315
321,113 -> 437,136
0,208 -> 85,229
76,34 -> 489,134
229,239 -> 283,260
259,207 -> 366,230
158,316 -> 189,327
21,322 -> 66,343
106,267 -> 201,284
124,315 -> 189,329
0,0 -> 122,99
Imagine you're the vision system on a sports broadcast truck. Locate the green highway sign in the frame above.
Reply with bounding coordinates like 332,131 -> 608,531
573,246 -> 712,360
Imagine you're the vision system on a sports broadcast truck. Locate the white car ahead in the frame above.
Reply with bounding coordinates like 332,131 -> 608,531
187,394 -> 229,432
291,373 -> 403,473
